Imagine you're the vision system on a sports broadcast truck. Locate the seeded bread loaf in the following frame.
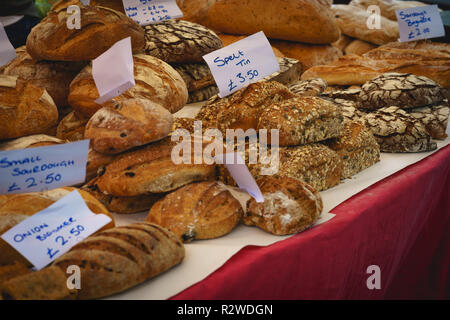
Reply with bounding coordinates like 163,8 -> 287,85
68,54 -> 188,117
143,19 -> 222,64
245,176 -> 322,236
257,96 -> 344,146
85,99 -> 173,154
146,181 -> 243,242
324,120 -> 380,179
361,106 -> 437,153
0,188 -> 115,266
95,138 -> 217,196
206,0 -> 340,44
0,75 -> 59,140
26,6 -> 145,61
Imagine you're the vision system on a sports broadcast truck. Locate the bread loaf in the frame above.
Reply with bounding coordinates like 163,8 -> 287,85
358,73 -> 446,110
344,40 -> 377,56
85,99 -> 173,154
173,63 -> 215,92
2,49 -> 85,107
361,106 -> 437,153
263,57 -> 302,86
176,0 -> 216,24
270,40 -> 343,70
143,20 -> 223,64
51,222 -> 184,299
0,262 -> 31,287
349,0 -> 430,21
332,5 -> 399,45
26,6 -> 145,61
56,111 -> 88,142
0,75 -> 59,140
408,103 -> 449,140
0,188 -> 115,266
245,176 -> 322,235
257,96 -> 344,146
206,0 -> 340,44
86,148 -> 118,182
324,120 -> 380,178
188,86 -> 219,103
95,138 -> 217,196
332,34 -> 354,52
288,78 -> 328,97
146,181 -> 243,242
0,135 -> 65,151
68,54 -> 188,117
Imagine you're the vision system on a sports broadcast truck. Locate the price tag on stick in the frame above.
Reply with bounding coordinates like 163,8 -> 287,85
0,140 -> 90,195
1,191 -> 112,270
0,22 -> 16,67
122,0 -> 183,25
92,37 -> 135,104
216,152 -> 264,203
203,31 -> 280,98
396,5 -> 445,42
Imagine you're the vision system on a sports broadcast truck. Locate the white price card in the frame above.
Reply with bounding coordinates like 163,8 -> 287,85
0,22 -> 16,67
0,140 -> 90,195
203,31 -> 280,98
122,0 -> 183,25
396,5 -> 445,42
216,152 -> 264,203
92,37 -> 135,104
1,190 -> 112,270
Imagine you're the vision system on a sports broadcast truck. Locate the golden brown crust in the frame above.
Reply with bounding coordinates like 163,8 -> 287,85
51,222 -> 185,299
344,40 -> 377,56
26,6 -> 145,61
85,99 -> 173,154
206,0 -> 340,44
176,0 -> 216,24
257,96 -> 344,146
349,0 -> 430,21
0,262 -> 31,286
0,134 -> 65,151
68,54 -> 188,117
0,75 -> 59,140
0,188 -> 115,266
324,121 -> 380,178
146,181 -> 243,242
245,176 -> 322,235
56,111 -> 88,142
95,138 -> 217,196
86,148 -> 118,182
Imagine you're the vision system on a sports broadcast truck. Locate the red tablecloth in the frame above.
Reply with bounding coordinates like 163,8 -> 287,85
171,145 -> 450,300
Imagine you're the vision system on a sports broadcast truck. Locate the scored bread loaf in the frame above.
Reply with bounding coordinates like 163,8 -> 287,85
206,0 -> 340,44
288,78 -> 328,97
173,63 -> 215,92
51,222 -> 185,299
2,48 -> 86,107
408,103 -> 449,140
324,120 -> 380,179
146,181 -> 243,242
26,6 -> 145,61
332,4 -> 399,45
0,75 -> 58,140
245,176 -> 323,236
68,54 -> 188,117
257,96 -> 344,146
344,40 -> 377,56
143,19 -> 223,64
0,134 -> 65,151
56,111 -> 88,142
85,99 -> 173,154
0,188 -> 115,266
95,138 -> 217,196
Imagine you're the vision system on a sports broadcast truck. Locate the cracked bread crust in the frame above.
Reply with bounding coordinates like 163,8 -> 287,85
146,181 -> 243,242
408,103 -> 449,140
143,19 -> 222,63
245,176 -> 322,236
362,106 -> 437,153
359,73 -> 446,110
288,78 -> 327,97
257,96 -> 344,146
173,63 -> 215,92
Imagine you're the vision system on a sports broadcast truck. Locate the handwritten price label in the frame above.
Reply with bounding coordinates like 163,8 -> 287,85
396,5 -> 445,42
0,140 -> 89,195
122,0 -> 183,25
203,31 -> 280,98
1,191 -> 112,270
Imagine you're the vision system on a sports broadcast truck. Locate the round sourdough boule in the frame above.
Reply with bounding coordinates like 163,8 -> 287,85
0,134 -> 65,151
245,176 -> 323,236
146,181 -> 243,242
408,103 -> 449,140
26,6 -> 145,61
85,99 -> 173,154
0,187 -> 115,266
68,54 -> 188,117
143,19 -> 223,64
0,75 -> 59,140
288,78 -> 328,97
56,111 -> 88,142
359,73 -> 446,110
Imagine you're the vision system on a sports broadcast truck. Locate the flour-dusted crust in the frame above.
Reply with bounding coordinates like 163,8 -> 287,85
288,78 -> 327,97
143,19 -> 222,63
408,103 -> 449,140
56,111 -> 88,142
245,176 -> 323,236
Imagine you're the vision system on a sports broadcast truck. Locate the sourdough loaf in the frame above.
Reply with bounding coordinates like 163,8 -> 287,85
56,111 -> 88,142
